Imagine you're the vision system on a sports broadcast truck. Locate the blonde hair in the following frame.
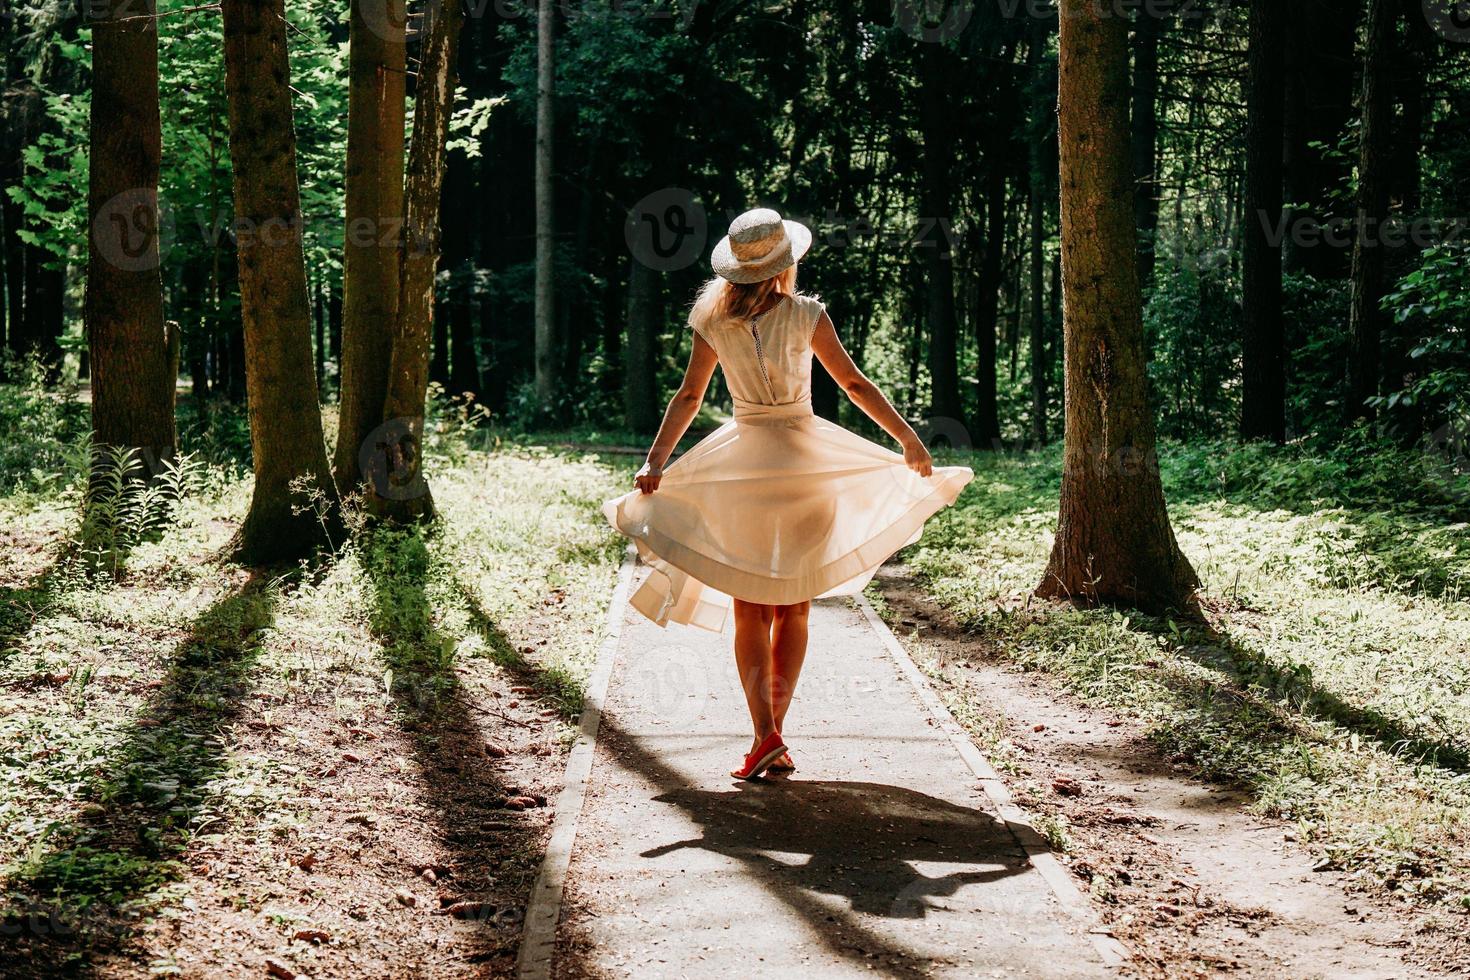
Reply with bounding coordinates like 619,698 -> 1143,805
689,265 -> 798,335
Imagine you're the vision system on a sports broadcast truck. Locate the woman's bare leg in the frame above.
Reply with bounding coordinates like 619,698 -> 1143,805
732,599 -> 778,751
770,601 -> 810,733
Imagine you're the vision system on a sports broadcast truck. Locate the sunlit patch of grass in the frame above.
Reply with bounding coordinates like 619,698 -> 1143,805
893,443 -> 1470,911
0,410 -> 631,954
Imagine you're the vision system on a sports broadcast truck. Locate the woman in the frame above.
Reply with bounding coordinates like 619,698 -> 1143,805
603,208 -> 973,780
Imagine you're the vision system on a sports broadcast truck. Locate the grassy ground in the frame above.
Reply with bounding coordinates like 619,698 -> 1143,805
0,383 -> 636,975
887,439 -> 1470,917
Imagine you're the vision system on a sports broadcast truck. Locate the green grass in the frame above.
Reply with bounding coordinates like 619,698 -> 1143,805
892,439 -> 1470,911
0,390 -> 632,952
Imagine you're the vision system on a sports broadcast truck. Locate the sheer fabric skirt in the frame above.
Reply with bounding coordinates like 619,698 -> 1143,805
602,400 -> 973,633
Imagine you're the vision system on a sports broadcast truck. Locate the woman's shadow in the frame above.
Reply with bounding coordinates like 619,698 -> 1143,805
640,778 -> 1027,918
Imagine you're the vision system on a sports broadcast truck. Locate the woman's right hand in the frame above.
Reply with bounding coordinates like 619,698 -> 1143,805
903,440 -> 933,478
635,461 -> 663,494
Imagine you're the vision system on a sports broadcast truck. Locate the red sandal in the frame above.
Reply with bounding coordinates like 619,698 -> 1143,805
730,732 -> 787,780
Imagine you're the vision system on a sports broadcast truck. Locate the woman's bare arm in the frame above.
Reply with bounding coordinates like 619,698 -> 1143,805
811,311 -> 933,477
635,332 -> 720,493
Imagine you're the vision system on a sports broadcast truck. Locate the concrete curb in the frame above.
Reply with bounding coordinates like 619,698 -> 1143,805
515,546 -> 637,980
855,594 -> 1132,971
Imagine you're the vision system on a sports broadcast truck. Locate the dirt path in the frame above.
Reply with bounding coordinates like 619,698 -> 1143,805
543,566 -> 1119,978
873,566 -> 1442,979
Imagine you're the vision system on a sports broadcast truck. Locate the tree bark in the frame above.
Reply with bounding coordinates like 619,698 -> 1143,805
1028,159 -> 1048,448
1283,0 -> 1357,278
1347,0 -> 1396,421
533,0 -> 556,414
221,0 -> 339,562
1130,8 -> 1162,288
623,256 -> 660,435
87,0 -> 177,481
1037,0 -> 1199,612
919,44 -> 964,428
973,169 -> 1005,450
334,0 -> 406,491
374,0 -> 463,521
1240,0 -> 1286,442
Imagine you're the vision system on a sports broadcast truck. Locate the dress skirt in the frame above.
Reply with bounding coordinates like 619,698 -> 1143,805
602,398 -> 974,632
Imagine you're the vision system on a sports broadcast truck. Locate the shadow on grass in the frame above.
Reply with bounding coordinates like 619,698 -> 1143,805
1159,619 -> 1470,777
0,570 -> 279,974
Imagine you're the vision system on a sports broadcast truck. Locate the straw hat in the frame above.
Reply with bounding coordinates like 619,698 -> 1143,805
711,208 -> 813,284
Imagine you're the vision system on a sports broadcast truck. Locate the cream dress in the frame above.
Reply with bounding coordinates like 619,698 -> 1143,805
603,293 -> 973,632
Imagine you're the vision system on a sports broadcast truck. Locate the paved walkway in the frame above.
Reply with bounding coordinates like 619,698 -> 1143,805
542,568 -> 1117,978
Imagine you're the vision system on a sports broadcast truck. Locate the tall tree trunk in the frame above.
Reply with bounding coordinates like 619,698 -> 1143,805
1028,155 -> 1048,447
1037,0 -> 1199,612
1,86 -> 24,363
443,13 -> 481,402
87,0 -> 177,481
533,0 -> 556,414
1131,8 -> 1162,288
973,169 -> 1005,449
334,0 -> 406,490
1240,0 -> 1286,442
623,256 -> 660,434
443,148 -> 480,399
314,276 -> 326,390
221,0 -> 339,562
1347,0 -> 1396,421
919,45 -> 963,427
22,248 -> 64,382
1283,0 -> 1358,278
374,0 -> 462,521
1029,19 -> 1055,447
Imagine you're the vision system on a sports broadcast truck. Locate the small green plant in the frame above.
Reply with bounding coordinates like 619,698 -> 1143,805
80,446 -> 203,575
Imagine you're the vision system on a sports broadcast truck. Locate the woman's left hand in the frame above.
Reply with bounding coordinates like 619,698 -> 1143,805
635,462 -> 663,494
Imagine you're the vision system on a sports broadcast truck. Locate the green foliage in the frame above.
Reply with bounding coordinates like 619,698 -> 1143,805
1143,264 -> 1241,439
1381,243 -> 1470,433
0,358 -> 88,496
80,448 -> 205,576
896,442 -> 1470,912
1283,271 -> 1352,441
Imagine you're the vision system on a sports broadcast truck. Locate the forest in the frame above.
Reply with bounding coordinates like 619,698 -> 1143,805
2,0 -> 1470,976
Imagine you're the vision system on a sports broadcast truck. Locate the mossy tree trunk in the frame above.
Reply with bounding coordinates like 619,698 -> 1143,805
334,0 -> 407,492
1036,0 -> 1199,612
373,0 -> 463,521
221,0 -> 339,562
87,0 -> 177,483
